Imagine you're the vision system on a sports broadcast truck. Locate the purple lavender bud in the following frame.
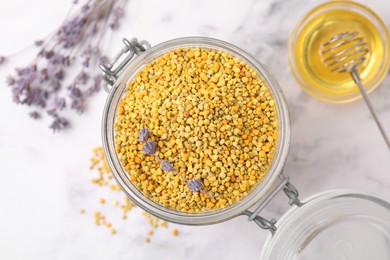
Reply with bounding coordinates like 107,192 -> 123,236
41,50 -> 54,59
54,97 -> 66,110
11,87 -> 22,104
47,108 -> 57,117
16,65 -> 37,77
38,69 -> 49,83
161,160 -> 175,172
109,7 -> 125,30
46,63 -> 56,76
15,77 -> 30,89
137,128 -> 149,142
85,75 -> 102,97
69,86 -> 82,99
141,141 -> 156,155
82,58 -> 89,67
91,75 -> 101,92
34,40 -> 44,46
51,80 -> 61,92
81,4 -> 90,13
99,56 -> 109,65
49,115 -> 69,132
70,98 -> 85,113
0,56 -> 5,64
64,56 -> 71,66
115,7 -> 125,18
187,179 -> 214,199
49,53 -> 66,65
75,71 -> 89,84
23,88 -> 47,108
29,111 -> 40,119
54,69 -> 65,80
187,179 -> 202,192
6,75 -> 15,86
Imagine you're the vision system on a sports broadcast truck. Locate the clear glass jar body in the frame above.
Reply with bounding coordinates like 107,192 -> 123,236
260,190 -> 390,259
101,37 -> 291,225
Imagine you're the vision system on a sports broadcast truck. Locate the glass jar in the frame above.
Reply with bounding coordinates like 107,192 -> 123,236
100,37 -> 390,259
100,37 -> 291,225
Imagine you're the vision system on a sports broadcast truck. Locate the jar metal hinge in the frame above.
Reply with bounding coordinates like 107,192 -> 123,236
99,38 -> 151,92
241,174 -> 302,234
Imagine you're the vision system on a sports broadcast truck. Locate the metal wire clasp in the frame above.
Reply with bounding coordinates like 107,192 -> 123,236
241,174 -> 302,234
99,38 -> 151,92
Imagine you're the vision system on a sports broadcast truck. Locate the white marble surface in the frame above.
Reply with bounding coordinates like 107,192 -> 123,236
1,0 -> 390,259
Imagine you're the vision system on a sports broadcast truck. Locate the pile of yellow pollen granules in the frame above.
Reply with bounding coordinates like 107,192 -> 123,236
114,47 -> 278,212
81,147 -> 178,243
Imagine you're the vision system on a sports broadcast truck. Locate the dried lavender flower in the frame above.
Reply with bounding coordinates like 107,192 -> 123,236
6,75 -> 15,86
186,179 -> 202,192
187,179 -> 214,200
109,6 -> 125,30
48,111 -> 69,132
137,128 -> 214,200
137,128 -> 149,142
4,0 -> 129,132
34,40 -> 44,47
161,160 -> 175,172
142,141 -> 156,155
29,111 -> 41,119
53,97 -> 66,110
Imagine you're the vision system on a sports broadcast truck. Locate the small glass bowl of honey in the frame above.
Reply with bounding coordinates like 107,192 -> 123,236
288,1 -> 390,103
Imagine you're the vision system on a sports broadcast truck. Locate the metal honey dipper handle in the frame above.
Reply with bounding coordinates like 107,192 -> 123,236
321,32 -> 390,151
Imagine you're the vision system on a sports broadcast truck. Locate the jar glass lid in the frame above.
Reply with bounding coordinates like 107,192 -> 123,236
260,190 -> 390,259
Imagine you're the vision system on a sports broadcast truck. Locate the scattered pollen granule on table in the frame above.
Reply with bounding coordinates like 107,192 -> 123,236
83,147 -> 178,241
114,48 -> 278,212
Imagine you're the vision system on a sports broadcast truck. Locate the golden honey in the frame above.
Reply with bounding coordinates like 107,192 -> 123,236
289,1 -> 390,103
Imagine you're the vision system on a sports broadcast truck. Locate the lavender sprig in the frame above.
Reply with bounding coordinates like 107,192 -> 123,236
4,0 -> 128,132
141,141 -> 156,155
137,128 -> 215,200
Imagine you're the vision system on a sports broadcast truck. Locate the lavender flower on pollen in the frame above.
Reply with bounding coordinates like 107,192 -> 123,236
160,160 -> 175,172
141,141 -> 156,155
137,128 -> 149,142
186,179 -> 203,192
137,128 -> 214,200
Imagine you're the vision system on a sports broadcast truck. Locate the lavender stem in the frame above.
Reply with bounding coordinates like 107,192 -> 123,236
137,128 -> 214,200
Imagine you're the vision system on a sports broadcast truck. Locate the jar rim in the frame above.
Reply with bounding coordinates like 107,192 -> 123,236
101,37 -> 291,225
